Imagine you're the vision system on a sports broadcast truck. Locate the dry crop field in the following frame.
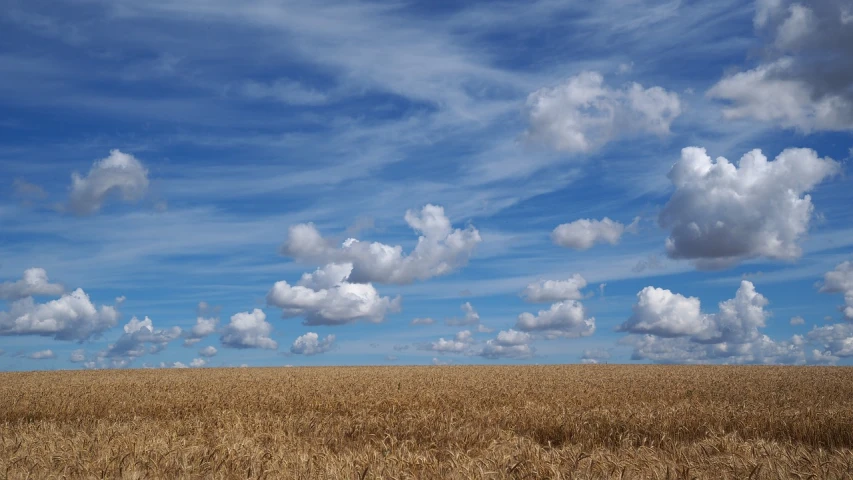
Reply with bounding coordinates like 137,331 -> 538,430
1,365 -> 853,479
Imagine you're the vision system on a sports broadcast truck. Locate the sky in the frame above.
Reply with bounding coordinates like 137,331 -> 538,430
1,0 -> 852,370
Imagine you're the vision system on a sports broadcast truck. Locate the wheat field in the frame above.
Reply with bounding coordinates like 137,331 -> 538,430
1,365 -> 852,479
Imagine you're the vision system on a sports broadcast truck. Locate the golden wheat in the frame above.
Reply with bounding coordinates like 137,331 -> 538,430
1,365 -> 852,479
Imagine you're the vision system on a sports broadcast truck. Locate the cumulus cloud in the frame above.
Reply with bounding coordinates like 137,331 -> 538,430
808,263 -> 853,359
455,330 -> 474,343
819,261 -> 853,320
620,281 -> 769,343
621,281 -> 808,364
190,358 -> 207,368
70,349 -> 86,363
552,217 -> 639,250
807,323 -> 853,357
183,302 -> 219,346
476,324 -> 494,333
290,332 -> 335,355
810,349 -> 840,365
410,317 -> 435,326
623,333 -> 805,365
198,345 -> 218,357
68,149 -> 150,215
525,71 -> 681,153
619,287 -> 706,337
267,263 -> 401,325
0,288 -> 120,341
479,329 -> 534,359
445,302 -> 481,326
580,349 -> 611,364
280,204 -> 481,285
421,330 -> 475,354
102,316 -> 182,361
28,349 -> 55,360
660,147 -> 839,269
709,1 -> 853,131
220,309 -> 277,349
0,268 -> 64,300
516,301 -> 595,338
521,274 -> 587,303
424,338 -> 469,353
790,316 -> 806,325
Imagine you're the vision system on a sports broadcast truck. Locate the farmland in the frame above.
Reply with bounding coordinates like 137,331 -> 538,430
1,365 -> 852,479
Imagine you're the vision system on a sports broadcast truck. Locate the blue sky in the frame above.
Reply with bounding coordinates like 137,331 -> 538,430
1,0 -> 852,370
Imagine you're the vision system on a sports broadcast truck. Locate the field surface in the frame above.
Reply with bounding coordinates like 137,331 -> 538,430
1,365 -> 853,479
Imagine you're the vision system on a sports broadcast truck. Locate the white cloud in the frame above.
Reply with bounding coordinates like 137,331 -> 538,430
516,301 -> 595,338
621,281 -> 769,344
496,329 -> 531,345
807,323 -> 853,357
695,281 -> 770,344
552,217 -> 638,250
427,338 -> 469,353
220,309 -> 277,349
280,204 -> 481,285
0,268 -> 64,300
754,0 -> 784,28
707,59 -> 852,132
183,302 -> 220,346
820,261 -> 853,320
422,330 -> 475,354
525,71 -> 681,153
267,263 -> 401,325
198,345 -> 218,357
69,349 -> 86,363
68,149 -> 150,215
619,286 -> 706,337
445,302 -> 481,326
28,349 -> 55,360
455,330 -> 474,343
621,281 -> 812,364
190,358 -> 207,367
290,332 -> 336,355
410,317 -> 435,326
660,147 -> 839,269
0,288 -> 120,341
476,324 -> 493,333
775,4 -> 816,48
709,1 -> 853,131
810,349 -> 840,365
480,329 -> 533,359
790,316 -> 805,326
580,349 -> 611,364
102,316 -> 182,361
624,333 -> 805,365
521,274 -> 587,302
